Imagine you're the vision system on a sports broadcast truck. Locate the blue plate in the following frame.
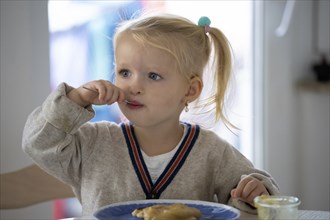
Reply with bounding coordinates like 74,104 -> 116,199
94,199 -> 240,220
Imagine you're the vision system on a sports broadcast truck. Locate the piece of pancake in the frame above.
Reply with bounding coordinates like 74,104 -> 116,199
132,203 -> 202,220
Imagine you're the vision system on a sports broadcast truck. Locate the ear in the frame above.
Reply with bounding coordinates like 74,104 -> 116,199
185,76 -> 203,102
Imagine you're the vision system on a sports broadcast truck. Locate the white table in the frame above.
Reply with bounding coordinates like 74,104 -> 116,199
62,210 -> 330,219
239,210 -> 330,219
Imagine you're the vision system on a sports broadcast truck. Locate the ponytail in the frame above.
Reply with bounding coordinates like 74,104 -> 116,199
207,27 -> 235,128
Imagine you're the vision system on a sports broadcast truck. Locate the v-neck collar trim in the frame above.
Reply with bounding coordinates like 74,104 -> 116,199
121,122 -> 200,199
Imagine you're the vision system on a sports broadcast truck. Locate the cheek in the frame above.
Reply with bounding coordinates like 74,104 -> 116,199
158,90 -> 186,107
114,79 -> 124,89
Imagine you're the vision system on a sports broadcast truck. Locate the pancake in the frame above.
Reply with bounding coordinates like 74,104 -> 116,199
132,203 -> 202,220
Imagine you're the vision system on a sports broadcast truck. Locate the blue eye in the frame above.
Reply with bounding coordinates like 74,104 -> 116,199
118,69 -> 130,77
149,72 -> 162,81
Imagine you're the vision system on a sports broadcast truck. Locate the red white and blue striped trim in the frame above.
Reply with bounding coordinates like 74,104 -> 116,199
121,123 -> 200,199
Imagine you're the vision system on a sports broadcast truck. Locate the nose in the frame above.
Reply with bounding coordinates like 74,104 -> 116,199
128,75 -> 144,95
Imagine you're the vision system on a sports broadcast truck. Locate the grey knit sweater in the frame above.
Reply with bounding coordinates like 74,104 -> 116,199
22,83 -> 279,216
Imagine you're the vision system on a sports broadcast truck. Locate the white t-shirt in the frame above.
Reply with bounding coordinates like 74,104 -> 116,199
141,125 -> 187,183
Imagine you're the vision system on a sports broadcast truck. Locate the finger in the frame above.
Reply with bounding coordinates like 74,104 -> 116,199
94,84 -> 106,102
245,186 -> 266,205
233,177 -> 252,197
241,179 -> 259,198
117,88 -> 126,103
106,84 -> 125,104
106,88 -> 120,105
81,86 -> 99,99
105,80 -> 122,104
98,80 -> 114,102
231,189 -> 237,198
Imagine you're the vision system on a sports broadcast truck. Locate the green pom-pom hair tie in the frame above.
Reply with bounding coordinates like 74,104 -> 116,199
198,16 -> 211,34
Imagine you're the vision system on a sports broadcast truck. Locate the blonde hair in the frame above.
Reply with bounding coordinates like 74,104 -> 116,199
114,13 -> 234,128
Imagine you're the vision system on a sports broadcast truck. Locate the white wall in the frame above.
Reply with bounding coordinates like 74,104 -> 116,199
263,0 -> 329,211
0,1 -> 53,219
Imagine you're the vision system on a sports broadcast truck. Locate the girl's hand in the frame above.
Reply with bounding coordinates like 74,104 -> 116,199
67,80 -> 126,107
231,176 -> 269,207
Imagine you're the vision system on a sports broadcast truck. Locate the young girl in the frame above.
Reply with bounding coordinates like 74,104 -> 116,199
23,13 -> 279,216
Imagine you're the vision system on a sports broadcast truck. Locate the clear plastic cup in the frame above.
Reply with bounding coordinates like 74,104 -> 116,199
254,195 -> 301,220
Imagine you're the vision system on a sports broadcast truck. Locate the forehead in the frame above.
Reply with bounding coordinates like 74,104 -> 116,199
114,32 -> 176,68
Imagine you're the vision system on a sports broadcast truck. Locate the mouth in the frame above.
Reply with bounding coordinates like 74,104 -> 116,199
125,100 -> 144,109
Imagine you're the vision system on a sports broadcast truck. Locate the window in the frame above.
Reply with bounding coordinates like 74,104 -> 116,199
48,1 -> 253,218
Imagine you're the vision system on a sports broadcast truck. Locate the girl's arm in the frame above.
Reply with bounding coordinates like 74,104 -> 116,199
214,143 -> 280,214
22,81 -> 124,186
22,83 -> 96,186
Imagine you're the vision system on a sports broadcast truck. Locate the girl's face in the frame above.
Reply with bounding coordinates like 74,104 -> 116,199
115,32 -> 190,128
